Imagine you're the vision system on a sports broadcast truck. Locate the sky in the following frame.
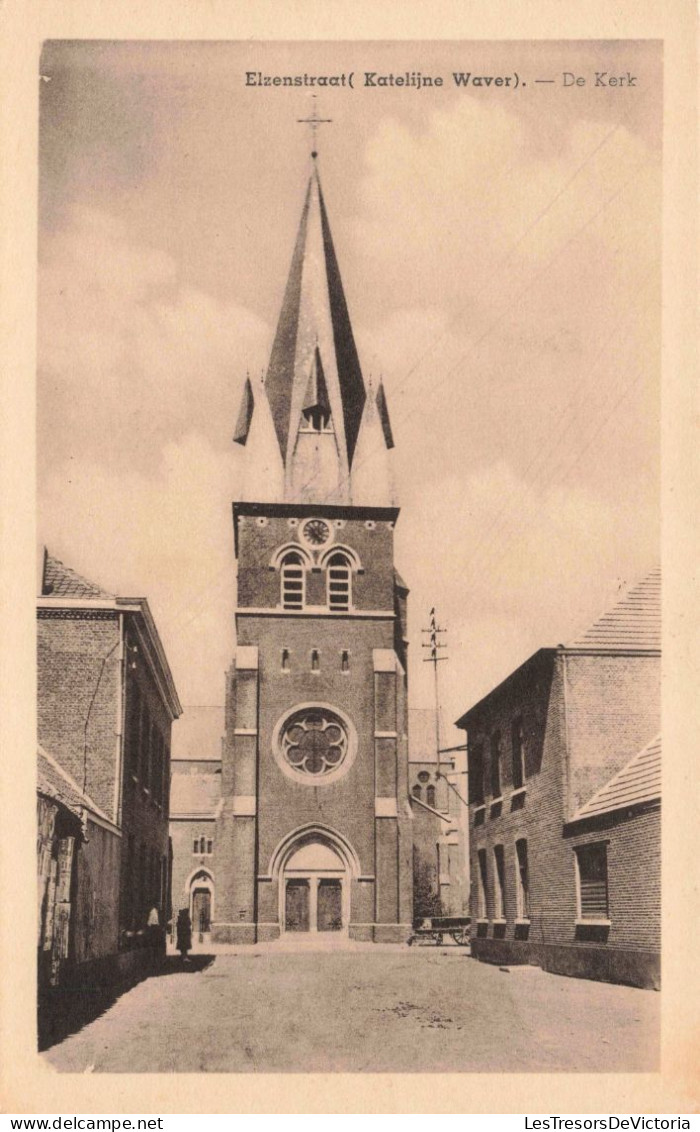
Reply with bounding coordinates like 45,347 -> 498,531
37,40 -> 662,739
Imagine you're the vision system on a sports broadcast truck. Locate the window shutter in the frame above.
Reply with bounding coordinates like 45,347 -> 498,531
577,844 -> 608,919
579,877 -> 608,918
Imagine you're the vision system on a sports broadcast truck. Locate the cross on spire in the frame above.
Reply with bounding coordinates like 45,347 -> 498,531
297,96 -> 332,158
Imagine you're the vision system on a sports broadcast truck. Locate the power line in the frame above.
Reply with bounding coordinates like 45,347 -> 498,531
363,90 -> 652,406
312,151 -> 653,507
477,364 -> 652,587
441,270 -> 658,588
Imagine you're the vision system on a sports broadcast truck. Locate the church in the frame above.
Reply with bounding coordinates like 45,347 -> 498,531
210,144 -> 413,943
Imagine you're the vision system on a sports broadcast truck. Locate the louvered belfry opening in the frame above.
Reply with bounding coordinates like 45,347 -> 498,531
281,552 -> 305,610
327,552 -> 351,611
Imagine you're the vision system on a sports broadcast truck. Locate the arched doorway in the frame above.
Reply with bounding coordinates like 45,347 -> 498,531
188,869 -> 214,940
281,839 -> 347,935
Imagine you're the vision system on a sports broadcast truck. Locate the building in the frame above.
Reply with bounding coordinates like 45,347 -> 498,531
408,709 -> 469,919
169,706 -> 224,939
37,551 -> 182,995
37,743 -> 122,996
457,569 -> 661,988
212,149 -> 412,943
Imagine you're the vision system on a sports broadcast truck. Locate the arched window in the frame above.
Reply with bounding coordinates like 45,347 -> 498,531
327,552 -> 351,611
311,649 -> 320,672
341,650 -> 350,672
412,784 -> 422,800
426,785 -> 436,808
281,648 -> 290,672
281,552 -> 305,610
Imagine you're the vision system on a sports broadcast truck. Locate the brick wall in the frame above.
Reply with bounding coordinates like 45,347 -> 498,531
409,760 -> 468,917
213,504 -> 411,943
564,804 -> 661,952
236,513 -> 398,612
118,628 -> 173,936
239,615 -> 397,884
170,817 -> 216,922
462,647 -> 661,986
564,652 -> 660,816
38,611 -> 121,819
72,819 -> 121,963
465,651 -> 566,945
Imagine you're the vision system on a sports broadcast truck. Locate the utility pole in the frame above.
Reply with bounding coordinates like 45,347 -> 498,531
422,607 -> 448,769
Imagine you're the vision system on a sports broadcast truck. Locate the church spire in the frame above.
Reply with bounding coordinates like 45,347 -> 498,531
235,140 -> 395,505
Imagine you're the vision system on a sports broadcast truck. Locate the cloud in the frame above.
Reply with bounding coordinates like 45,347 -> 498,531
397,459 -> 659,716
36,77 -> 661,721
349,98 -> 661,534
352,99 -> 659,320
39,432 -> 243,704
38,206 -> 270,481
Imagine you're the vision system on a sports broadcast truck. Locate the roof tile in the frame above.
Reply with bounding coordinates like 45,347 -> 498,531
573,734 -> 661,820
567,567 -> 660,650
41,551 -> 114,599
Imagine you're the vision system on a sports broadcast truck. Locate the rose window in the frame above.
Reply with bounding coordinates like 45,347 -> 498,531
280,709 -> 349,777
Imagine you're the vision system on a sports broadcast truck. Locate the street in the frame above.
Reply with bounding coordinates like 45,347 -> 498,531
42,945 -> 659,1073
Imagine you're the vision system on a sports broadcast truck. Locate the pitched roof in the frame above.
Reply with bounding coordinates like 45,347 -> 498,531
170,770 -> 221,817
573,734 -> 661,820
264,164 -> 366,470
38,552 -> 182,720
37,744 -> 113,825
567,567 -> 661,650
171,706 -> 225,762
41,550 -> 114,599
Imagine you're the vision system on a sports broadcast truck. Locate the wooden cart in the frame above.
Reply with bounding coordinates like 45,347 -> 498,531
407,916 -> 471,946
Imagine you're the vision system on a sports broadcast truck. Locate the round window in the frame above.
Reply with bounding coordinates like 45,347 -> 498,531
272,703 -> 357,785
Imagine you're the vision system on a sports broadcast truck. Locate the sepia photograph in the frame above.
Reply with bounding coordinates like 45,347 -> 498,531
32,37 -> 666,1077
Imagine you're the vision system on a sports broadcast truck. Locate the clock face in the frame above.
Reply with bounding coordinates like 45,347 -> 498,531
302,519 -> 331,547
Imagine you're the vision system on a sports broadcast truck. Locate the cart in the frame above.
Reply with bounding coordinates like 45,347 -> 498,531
407,916 -> 471,946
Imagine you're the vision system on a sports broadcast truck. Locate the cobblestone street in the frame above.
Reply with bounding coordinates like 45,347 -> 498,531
43,945 -> 659,1073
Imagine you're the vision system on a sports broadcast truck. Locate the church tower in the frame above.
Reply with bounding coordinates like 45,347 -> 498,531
212,145 -> 412,943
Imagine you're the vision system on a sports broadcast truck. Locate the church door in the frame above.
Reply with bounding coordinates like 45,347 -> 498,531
192,888 -> 211,933
281,839 -> 348,935
317,878 -> 343,932
285,879 -> 310,932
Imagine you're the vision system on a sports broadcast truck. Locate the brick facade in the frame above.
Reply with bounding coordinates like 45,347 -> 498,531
38,611 -> 122,820
409,758 -> 469,919
459,639 -> 661,989
37,557 -> 181,1000
169,749 -> 222,932
213,505 -> 413,943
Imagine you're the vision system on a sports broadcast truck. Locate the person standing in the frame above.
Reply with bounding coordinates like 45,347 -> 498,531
175,908 -> 192,960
